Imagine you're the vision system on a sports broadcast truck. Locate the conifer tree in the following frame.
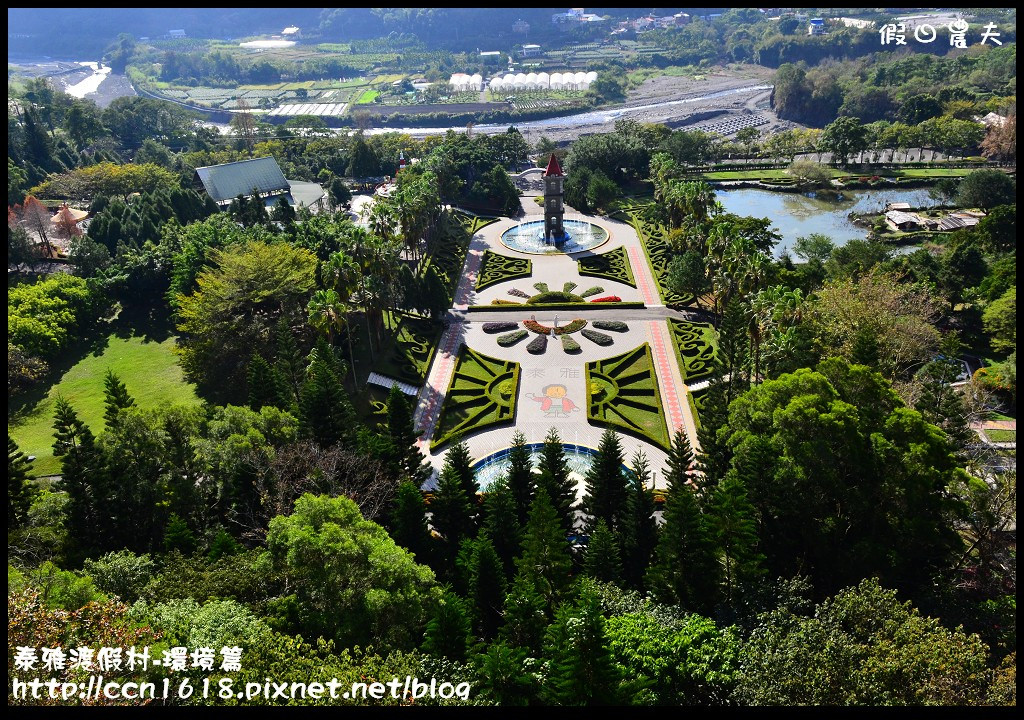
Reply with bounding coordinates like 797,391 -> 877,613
8,436 -> 37,529
298,350 -> 355,448
696,377 -> 731,491
718,298 -> 750,404
164,512 -> 197,554
275,315 -> 304,404
506,430 -> 535,527
52,395 -> 106,555
468,535 -> 508,640
583,518 -> 624,585
475,642 -> 537,705
499,573 -> 549,655
445,441 -> 479,509
431,461 -> 477,573
481,476 -> 522,580
708,471 -> 765,606
386,383 -> 431,482
541,589 -> 622,705
422,588 -> 472,662
621,450 -> 657,590
581,429 -> 628,533
536,427 -> 577,534
515,489 -> 572,610
648,429 -> 720,613
390,480 -> 434,567
247,354 -> 285,411
102,369 -> 136,430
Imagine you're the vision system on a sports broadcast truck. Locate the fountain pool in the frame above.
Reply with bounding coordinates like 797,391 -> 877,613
500,219 -> 609,255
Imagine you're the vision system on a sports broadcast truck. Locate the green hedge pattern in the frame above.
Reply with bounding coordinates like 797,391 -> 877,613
475,250 -> 533,292
613,209 -> 693,306
431,345 -> 520,450
667,318 -> 718,384
585,343 -> 671,450
577,245 -> 637,288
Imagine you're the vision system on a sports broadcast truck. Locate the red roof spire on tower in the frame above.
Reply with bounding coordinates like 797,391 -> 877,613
544,153 -> 564,177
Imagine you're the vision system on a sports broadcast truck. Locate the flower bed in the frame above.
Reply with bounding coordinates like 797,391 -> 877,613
581,329 -> 613,346
491,299 -> 522,305
592,320 -> 628,332
483,321 -> 518,334
561,335 -> 581,353
497,330 -> 528,346
527,334 -> 548,354
563,281 -> 578,293
507,288 -> 530,299
590,296 -> 622,303
526,291 -> 586,304
579,286 -> 605,298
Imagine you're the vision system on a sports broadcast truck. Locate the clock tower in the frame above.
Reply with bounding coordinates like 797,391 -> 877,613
543,153 -> 565,240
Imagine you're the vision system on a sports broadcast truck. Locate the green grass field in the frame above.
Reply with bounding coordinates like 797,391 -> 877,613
356,90 -> 380,104
8,334 -> 201,477
985,429 -> 1016,443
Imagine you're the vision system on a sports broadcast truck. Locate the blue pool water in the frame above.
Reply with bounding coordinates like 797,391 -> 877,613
500,219 -> 609,254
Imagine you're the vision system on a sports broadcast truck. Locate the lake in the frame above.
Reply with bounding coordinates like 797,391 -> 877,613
715,188 -> 939,257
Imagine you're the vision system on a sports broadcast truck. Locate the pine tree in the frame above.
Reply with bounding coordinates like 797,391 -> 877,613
481,476 -> 522,580
475,642 -> 537,705
695,377 -> 731,491
506,430 -> 535,527
647,429 -> 720,613
499,573 -> 549,654
444,441 -> 479,512
386,383 -> 431,481
8,436 -> 37,529
621,450 -> 657,590
422,588 -> 472,662
390,480 -> 434,566
275,315 -> 304,405
581,429 -> 628,533
247,354 -> 285,411
431,462 -> 477,574
541,589 -> 622,705
718,297 -> 750,405
708,471 -> 765,606
468,535 -> 508,640
102,369 -> 136,430
271,195 -> 296,224
164,512 -> 197,554
52,395 -> 106,555
536,427 -> 577,534
583,519 -> 624,585
515,489 -> 572,610
298,350 -> 355,448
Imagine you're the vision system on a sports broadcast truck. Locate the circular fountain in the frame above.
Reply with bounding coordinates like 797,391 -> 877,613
471,442 -> 632,492
500,219 -> 609,255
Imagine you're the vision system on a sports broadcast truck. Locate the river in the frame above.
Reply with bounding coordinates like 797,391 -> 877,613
716,188 -> 939,257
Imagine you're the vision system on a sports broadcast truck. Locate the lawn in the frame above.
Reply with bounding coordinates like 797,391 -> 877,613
585,343 -> 671,450
986,429 -> 1016,443
475,250 -> 533,292
8,334 -> 201,477
432,346 -> 520,450
578,246 -> 636,288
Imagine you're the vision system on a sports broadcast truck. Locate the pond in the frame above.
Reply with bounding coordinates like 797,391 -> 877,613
716,188 -> 940,257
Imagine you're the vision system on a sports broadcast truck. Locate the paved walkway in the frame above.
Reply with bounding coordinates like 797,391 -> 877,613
628,245 -> 662,307
647,320 -> 697,450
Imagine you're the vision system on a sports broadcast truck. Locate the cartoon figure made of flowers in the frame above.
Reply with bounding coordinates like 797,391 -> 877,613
525,384 -> 579,418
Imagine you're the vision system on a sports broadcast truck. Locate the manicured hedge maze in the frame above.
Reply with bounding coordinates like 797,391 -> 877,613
585,343 -> 671,450
431,345 -> 520,450
475,250 -> 533,292
387,313 -> 442,385
577,245 -> 636,288
613,209 -> 693,306
667,318 -> 718,383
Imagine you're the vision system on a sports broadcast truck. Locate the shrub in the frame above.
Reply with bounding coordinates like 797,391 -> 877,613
592,320 -> 628,332
533,282 -> 549,293
508,288 -> 530,298
526,291 -> 586,304
497,329 -> 528,346
559,319 -> 588,335
561,335 -> 581,353
483,321 -> 518,333
527,334 -> 548,354
590,295 -> 622,303
581,329 -> 614,346
563,281 -> 578,293
492,299 -> 522,305
580,286 -> 605,298
498,380 -> 515,397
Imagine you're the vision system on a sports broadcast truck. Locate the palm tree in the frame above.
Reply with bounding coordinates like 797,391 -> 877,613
307,289 -> 358,386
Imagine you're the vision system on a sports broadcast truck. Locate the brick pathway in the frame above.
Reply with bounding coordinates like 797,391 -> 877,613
627,245 -> 662,307
647,320 -> 698,452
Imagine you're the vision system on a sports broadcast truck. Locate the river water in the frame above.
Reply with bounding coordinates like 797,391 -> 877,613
716,188 -> 938,257
64,62 -> 112,98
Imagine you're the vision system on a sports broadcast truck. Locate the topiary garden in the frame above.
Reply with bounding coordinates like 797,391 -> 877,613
585,343 -> 671,450
431,345 -> 521,450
